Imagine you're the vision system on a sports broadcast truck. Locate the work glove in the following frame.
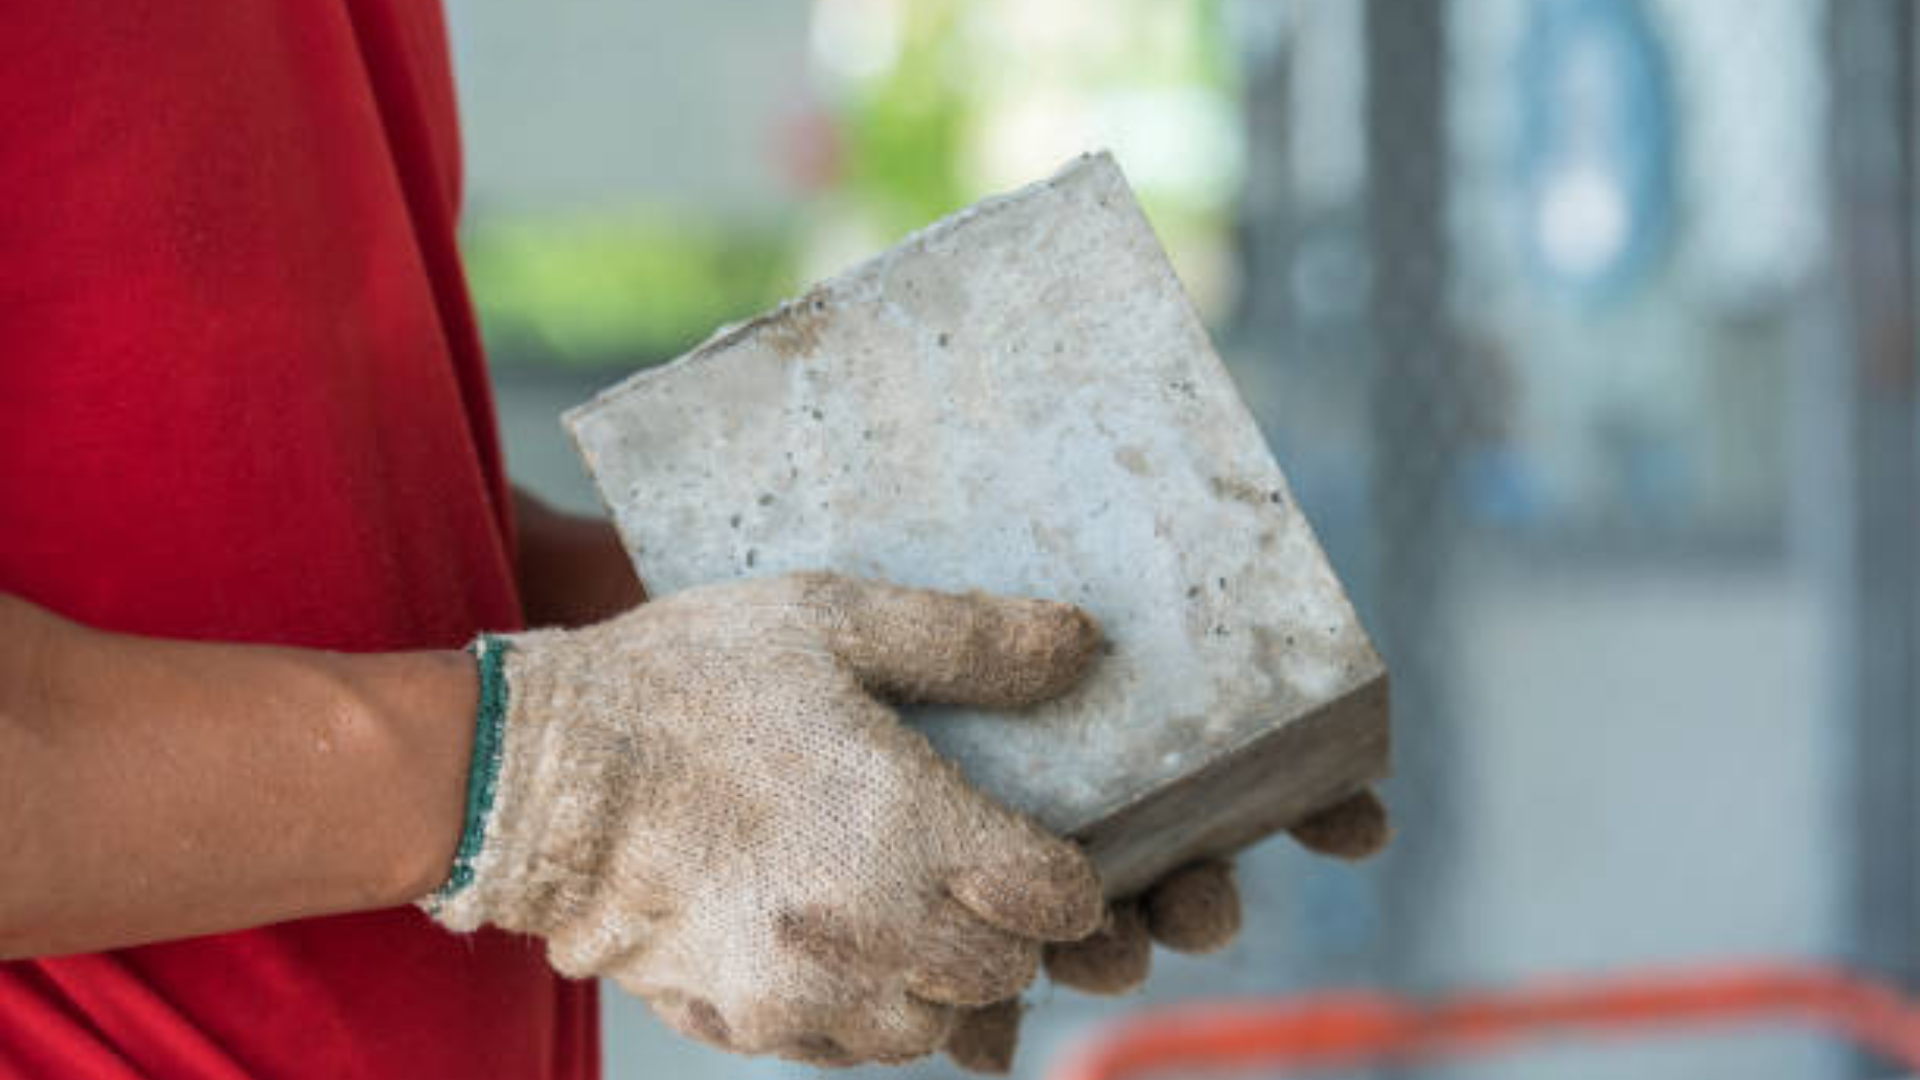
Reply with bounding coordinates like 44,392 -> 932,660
943,790 -> 1393,1073
422,572 -> 1108,1066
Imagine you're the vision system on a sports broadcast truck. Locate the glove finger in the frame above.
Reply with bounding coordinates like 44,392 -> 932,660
905,899 -> 1043,1006
674,980 -> 950,1067
1288,788 -> 1392,860
786,572 -> 1104,708
948,813 -> 1104,943
826,992 -> 955,1066
1143,859 -> 1241,954
775,1033 -> 860,1068
644,989 -> 741,1054
1044,900 -> 1151,994
943,998 -> 1024,1075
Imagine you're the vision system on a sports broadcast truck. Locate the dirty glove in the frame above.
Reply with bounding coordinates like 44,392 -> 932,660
944,790 -> 1393,1073
422,572 -> 1108,1067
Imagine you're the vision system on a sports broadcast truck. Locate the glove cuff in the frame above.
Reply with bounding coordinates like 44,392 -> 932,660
420,634 -> 515,922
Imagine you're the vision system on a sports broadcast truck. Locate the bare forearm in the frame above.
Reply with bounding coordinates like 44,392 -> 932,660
0,594 -> 475,958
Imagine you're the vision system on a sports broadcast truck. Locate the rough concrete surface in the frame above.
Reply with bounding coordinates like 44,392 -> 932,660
565,152 -> 1389,898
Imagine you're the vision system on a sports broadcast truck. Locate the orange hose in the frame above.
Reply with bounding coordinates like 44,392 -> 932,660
1048,964 -> 1920,1080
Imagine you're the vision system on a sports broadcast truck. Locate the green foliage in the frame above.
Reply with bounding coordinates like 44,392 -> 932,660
464,0 -> 1236,368
829,4 -> 969,233
463,213 -> 797,368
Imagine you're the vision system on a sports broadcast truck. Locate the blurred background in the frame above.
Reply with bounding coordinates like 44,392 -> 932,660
446,0 -> 1920,1075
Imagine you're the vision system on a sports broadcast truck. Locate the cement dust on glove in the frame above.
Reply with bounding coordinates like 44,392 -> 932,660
421,571 -> 1108,1067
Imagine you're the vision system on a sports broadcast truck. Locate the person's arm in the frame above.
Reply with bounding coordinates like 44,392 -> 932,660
510,487 -> 645,629
1,491 -> 651,960
0,592 -> 475,959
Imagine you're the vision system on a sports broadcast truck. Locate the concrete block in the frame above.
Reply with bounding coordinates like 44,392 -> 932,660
564,152 -> 1389,898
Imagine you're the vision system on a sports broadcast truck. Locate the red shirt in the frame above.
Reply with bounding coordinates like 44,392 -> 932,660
0,2 -> 598,1077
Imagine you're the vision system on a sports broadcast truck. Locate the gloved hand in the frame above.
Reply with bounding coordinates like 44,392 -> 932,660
422,572 -> 1108,1066
943,790 -> 1393,1073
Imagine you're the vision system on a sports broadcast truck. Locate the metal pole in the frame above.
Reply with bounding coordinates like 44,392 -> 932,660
1362,0 -> 1460,988
1830,0 -> 1920,998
